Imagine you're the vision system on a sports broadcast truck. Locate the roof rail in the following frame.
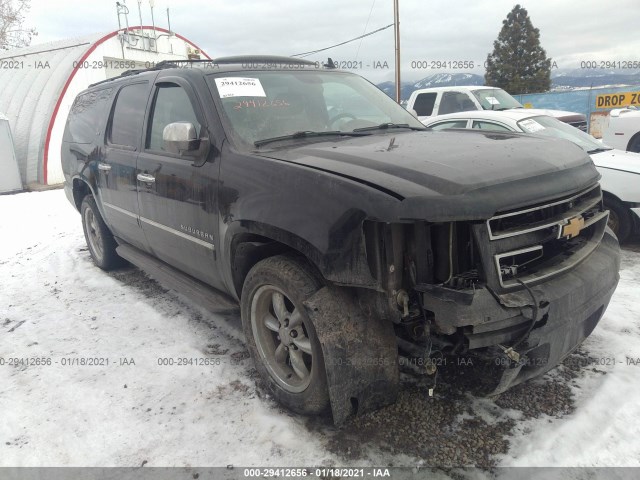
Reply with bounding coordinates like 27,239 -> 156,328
87,65 -> 167,88
211,55 -> 317,65
155,55 -> 317,67
87,55 -> 319,88
153,59 -> 219,68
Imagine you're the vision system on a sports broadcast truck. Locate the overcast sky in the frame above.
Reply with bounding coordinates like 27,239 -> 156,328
25,0 -> 640,83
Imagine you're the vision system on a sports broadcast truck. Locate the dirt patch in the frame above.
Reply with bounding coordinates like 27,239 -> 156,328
319,350 -> 586,469
205,343 -> 229,356
210,380 -> 254,400
108,266 -> 169,298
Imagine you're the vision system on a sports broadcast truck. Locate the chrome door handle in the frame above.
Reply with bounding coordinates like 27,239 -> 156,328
137,173 -> 156,184
98,163 -> 111,171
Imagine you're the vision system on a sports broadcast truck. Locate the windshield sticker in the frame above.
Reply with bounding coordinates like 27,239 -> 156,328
233,99 -> 290,110
485,96 -> 500,105
215,78 -> 266,98
519,119 -> 546,133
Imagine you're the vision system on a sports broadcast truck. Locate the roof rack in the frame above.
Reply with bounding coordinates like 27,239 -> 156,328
153,59 -> 220,69
88,64 -> 167,88
87,55 -> 319,88
214,55 -> 317,65
156,55 -> 317,67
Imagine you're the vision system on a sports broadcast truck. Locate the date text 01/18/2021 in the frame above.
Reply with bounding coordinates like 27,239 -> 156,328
243,468 -> 391,477
0,357 -> 134,367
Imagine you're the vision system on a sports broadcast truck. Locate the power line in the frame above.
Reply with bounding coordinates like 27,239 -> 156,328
356,0 -> 377,59
291,23 -> 394,58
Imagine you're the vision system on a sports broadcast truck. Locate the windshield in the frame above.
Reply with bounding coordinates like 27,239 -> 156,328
517,116 -> 612,153
206,71 -> 424,147
471,88 -> 523,110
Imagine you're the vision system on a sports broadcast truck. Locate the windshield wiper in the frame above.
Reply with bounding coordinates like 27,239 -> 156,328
254,130 -> 370,147
353,123 -> 426,132
484,106 -> 517,111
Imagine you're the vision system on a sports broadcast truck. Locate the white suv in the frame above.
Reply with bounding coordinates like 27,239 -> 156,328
602,108 -> 640,153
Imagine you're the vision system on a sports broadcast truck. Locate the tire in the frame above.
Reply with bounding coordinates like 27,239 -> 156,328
627,133 -> 640,153
241,254 -> 330,415
604,195 -> 632,243
80,195 -> 126,270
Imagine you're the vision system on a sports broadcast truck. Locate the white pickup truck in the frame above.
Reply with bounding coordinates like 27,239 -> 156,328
602,107 -> 640,153
406,86 -> 587,131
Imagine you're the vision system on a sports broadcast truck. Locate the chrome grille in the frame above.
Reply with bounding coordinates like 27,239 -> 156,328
474,184 -> 609,290
487,184 -> 601,240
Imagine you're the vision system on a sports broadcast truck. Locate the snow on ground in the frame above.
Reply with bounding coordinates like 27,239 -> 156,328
0,190 -> 335,467
495,245 -> 640,468
1,189 -> 639,470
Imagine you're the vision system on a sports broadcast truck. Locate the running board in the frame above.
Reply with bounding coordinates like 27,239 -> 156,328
115,243 -> 239,314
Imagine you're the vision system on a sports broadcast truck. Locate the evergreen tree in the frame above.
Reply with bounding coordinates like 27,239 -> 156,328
485,5 -> 551,94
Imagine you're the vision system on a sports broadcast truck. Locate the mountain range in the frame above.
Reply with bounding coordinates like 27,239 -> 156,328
379,70 -> 640,100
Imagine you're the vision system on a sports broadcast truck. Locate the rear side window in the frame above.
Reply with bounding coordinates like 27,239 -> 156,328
413,92 -> 436,116
428,120 -> 468,130
64,88 -> 113,144
146,84 -> 201,152
439,91 -> 472,115
472,121 -> 511,132
109,82 -> 149,149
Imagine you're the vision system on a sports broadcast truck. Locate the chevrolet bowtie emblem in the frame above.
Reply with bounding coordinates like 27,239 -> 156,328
561,215 -> 585,239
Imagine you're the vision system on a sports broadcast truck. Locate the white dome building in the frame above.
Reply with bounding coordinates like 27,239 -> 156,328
0,26 -> 210,188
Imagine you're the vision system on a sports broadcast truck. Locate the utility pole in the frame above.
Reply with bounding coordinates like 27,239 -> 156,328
393,0 -> 401,103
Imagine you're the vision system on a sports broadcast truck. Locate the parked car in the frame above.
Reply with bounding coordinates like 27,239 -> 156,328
407,86 -> 588,131
602,107 -> 640,153
62,57 -> 619,423
423,110 -> 640,242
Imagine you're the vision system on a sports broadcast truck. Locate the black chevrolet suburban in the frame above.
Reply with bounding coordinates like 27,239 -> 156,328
62,56 -> 620,424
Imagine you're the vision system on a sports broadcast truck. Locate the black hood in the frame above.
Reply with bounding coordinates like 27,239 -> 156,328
257,129 -> 600,221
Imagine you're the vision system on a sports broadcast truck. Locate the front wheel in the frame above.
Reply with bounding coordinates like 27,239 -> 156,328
81,195 -> 126,270
627,133 -> 640,153
604,195 -> 632,243
241,255 -> 330,415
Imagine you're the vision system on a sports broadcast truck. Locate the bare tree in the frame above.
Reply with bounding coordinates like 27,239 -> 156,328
0,0 -> 37,50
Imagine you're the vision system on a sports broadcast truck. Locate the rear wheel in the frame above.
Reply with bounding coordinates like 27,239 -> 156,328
604,195 -> 632,243
81,195 -> 126,270
241,255 -> 330,415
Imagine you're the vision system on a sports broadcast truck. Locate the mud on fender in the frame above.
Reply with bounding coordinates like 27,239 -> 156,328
303,286 -> 399,425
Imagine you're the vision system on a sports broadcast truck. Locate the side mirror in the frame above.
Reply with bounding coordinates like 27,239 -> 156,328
163,122 -> 200,155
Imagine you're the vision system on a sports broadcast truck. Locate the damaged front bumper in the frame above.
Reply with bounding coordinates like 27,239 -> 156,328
421,228 -> 621,394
